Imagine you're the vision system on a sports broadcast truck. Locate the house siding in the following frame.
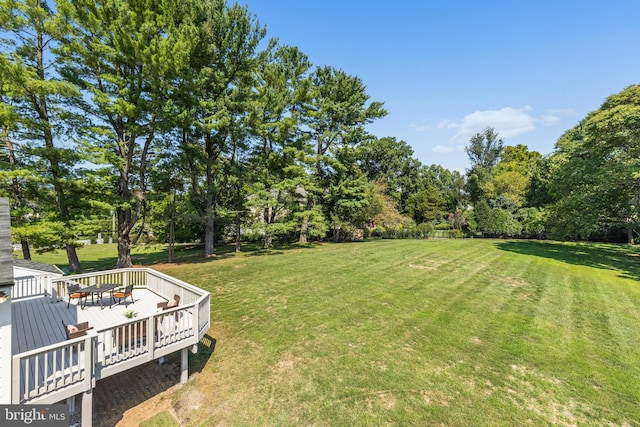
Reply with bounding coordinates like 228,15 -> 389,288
0,198 -> 13,286
0,198 -> 14,403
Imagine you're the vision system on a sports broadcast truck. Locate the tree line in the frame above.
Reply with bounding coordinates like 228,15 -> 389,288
1,0 -> 638,272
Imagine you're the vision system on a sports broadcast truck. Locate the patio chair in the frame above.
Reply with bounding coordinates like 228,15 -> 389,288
62,321 -> 93,339
111,284 -> 134,305
157,294 -> 180,310
66,282 -> 89,309
157,295 -> 182,330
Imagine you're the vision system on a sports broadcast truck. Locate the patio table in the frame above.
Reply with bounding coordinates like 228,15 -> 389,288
79,284 -> 120,309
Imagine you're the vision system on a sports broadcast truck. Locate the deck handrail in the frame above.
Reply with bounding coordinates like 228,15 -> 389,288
51,268 -> 205,300
12,275 -> 56,300
12,332 -> 95,404
13,331 -> 94,359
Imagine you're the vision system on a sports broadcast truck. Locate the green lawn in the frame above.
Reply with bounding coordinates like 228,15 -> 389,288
27,239 -> 640,425
140,411 -> 180,427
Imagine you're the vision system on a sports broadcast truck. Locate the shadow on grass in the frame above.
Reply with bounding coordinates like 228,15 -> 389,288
495,240 -> 640,281
124,242 -> 320,266
72,243 -> 255,272
47,241 -> 346,272
245,241 -> 328,257
189,334 -> 217,375
131,244 -> 239,265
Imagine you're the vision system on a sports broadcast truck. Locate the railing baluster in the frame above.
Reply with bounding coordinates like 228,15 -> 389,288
43,352 -> 48,393
24,358 -> 30,399
51,350 -> 57,391
34,355 -> 40,396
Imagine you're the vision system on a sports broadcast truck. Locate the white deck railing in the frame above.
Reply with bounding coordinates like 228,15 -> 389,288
12,275 -> 56,299
12,268 -> 210,404
50,268 -> 210,337
12,333 -> 94,405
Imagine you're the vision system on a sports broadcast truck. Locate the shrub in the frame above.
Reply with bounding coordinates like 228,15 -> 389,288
449,229 -> 464,239
417,222 -> 434,238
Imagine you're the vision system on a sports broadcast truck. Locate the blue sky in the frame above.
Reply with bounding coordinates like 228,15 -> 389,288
243,1 -> 640,172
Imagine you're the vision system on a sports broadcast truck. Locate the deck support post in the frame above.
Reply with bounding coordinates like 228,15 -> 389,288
180,348 -> 188,384
81,389 -> 92,427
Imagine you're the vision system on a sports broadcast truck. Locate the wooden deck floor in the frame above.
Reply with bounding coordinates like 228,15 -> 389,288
12,289 -> 168,355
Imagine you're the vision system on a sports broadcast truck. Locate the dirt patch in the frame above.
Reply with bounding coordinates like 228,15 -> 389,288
421,389 -> 450,407
500,364 -> 587,426
372,360 -> 388,372
469,336 -> 482,345
498,277 -> 530,288
274,352 -> 299,377
408,260 -> 446,271
510,364 -> 561,385
364,392 -> 397,410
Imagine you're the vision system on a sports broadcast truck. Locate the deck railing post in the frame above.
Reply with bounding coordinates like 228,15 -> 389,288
81,388 -> 92,427
84,333 -> 95,391
11,356 -> 21,404
193,302 -> 200,345
147,315 -> 155,361
180,348 -> 188,384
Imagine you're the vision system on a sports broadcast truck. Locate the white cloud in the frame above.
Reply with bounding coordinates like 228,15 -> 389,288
540,114 -> 560,126
433,144 -> 465,154
540,108 -> 575,126
545,108 -> 575,116
451,106 -> 536,142
423,106 -> 575,157
437,119 -> 458,129
410,122 -> 431,132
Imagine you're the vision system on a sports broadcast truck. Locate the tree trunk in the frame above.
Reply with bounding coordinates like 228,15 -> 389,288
3,127 -> 30,260
66,244 -> 82,273
299,217 -> 308,244
627,227 -> 635,245
116,207 -> 133,268
116,233 -> 132,268
34,27 -> 82,271
235,210 -> 241,253
20,237 -> 31,261
168,188 -> 176,263
168,214 -> 175,263
263,204 -> 273,248
332,227 -> 340,242
204,214 -> 215,257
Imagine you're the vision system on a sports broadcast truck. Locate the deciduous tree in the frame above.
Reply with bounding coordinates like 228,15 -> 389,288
548,84 -> 640,244
465,127 -> 504,204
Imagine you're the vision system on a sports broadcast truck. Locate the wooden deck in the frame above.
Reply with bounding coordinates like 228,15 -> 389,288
10,268 -> 210,411
12,289 -> 167,355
